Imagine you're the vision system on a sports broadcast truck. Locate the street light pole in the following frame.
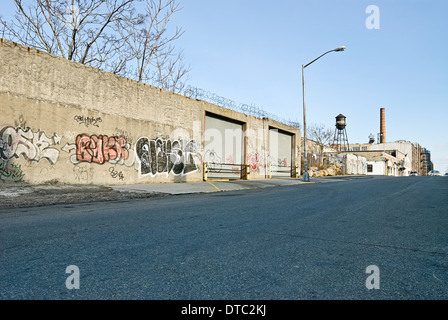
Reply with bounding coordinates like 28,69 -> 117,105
302,46 -> 345,182
302,64 -> 309,182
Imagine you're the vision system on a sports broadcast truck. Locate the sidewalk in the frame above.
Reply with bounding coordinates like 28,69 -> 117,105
109,178 -> 310,195
0,176 -> 364,209
0,178 -> 309,209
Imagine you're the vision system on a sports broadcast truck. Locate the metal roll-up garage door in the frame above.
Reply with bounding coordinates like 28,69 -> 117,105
269,128 -> 293,178
204,113 -> 244,179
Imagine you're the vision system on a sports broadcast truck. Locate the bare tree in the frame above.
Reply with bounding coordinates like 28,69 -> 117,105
1,1 -> 136,72
308,123 -> 334,156
1,0 -> 189,92
115,0 -> 190,92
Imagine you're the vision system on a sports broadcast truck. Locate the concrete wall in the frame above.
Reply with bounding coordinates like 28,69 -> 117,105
0,39 -> 301,185
346,154 -> 367,175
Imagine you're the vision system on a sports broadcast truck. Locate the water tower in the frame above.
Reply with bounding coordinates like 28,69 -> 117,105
332,114 -> 350,152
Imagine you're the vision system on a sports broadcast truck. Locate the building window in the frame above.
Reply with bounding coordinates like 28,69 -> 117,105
367,164 -> 373,173
362,146 -> 367,151
351,147 -> 360,151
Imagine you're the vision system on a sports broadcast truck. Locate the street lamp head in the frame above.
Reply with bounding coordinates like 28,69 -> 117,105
335,46 -> 346,52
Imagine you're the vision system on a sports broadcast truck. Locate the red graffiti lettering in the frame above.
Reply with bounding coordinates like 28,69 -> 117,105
247,152 -> 263,172
76,134 -> 129,164
103,136 -> 129,162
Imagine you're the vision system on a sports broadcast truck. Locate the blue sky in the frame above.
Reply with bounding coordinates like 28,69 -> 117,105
2,1 -> 447,172
169,0 -> 447,172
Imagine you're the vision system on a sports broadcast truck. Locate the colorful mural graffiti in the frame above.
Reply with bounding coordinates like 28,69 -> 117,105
75,134 -> 129,164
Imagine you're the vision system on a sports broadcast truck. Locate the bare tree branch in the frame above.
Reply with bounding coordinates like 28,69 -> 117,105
114,0 -> 189,92
308,123 -> 334,154
1,0 -> 190,93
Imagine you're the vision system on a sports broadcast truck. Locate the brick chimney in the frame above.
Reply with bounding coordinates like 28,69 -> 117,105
380,108 -> 386,143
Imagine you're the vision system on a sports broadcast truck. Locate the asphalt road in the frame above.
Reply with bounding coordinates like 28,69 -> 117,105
1,176 -> 447,300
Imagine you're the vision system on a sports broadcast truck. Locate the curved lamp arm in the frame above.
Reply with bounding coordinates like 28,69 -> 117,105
304,46 -> 346,68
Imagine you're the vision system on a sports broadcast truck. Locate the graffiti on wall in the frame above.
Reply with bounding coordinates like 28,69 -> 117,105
0,125 -> 61,164
0,121 -> 203,182
247,152 -> 264,172
73,165 -> 94,183
328,153 -> 345,165
135,137 -> 200,177
109,166 -> 124,180
74,115 -> 103,128
75,134 -> 130,164
279,158 -> 288,167
0,159 -> 25,183
346,154 -> 367,175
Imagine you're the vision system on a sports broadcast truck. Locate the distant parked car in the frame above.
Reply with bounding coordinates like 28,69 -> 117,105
428,170 -> 443,176
445,172 -> 448,176
409,171 -> 418,176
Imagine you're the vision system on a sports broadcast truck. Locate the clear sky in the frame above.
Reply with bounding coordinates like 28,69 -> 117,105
2,1 -> 447,172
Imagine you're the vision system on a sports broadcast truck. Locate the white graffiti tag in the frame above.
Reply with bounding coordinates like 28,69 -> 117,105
0,126 -> 61,164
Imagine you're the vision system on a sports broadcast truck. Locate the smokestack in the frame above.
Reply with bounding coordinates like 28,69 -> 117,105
380,108 -> 386,143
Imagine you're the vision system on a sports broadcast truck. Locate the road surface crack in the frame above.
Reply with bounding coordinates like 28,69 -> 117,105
266,232 -> 448,256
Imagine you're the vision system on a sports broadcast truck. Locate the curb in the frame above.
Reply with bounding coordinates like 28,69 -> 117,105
0,178 -> 323,209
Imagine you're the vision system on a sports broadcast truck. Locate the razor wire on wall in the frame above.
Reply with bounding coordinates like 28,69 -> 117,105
181,85 -> 301,129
